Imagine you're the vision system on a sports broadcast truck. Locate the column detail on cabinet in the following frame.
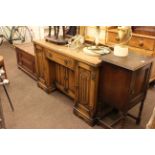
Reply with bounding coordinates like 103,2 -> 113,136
74,62 -> 99,126
34,44 -> 55,93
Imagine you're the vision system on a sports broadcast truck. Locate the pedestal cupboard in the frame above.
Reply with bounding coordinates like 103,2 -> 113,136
34,40 -> 101,125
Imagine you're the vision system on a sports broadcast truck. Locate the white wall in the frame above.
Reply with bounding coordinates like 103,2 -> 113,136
30,26 -> 45,40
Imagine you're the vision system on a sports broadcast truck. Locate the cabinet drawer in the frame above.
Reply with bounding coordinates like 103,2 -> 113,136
129,36 -> 155,51
45,49 -> 76,70
108,32 -> 120,44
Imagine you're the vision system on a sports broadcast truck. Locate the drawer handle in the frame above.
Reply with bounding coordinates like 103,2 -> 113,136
139,41 -> 144,47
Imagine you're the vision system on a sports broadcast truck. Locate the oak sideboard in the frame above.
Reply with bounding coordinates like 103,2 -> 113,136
33,40 -> 152,127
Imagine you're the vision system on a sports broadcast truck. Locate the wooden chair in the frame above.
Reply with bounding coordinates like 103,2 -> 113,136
146,107 -> 155,129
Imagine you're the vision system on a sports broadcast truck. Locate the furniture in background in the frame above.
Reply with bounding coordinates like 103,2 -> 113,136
98,52 -> 152,128
106,27 -> 155,83
34,40 -> 153,127
132,26 -> 155,36
14,43 -> 37,80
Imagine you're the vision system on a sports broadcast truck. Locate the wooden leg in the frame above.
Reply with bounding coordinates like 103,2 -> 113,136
136,100 -> 145,125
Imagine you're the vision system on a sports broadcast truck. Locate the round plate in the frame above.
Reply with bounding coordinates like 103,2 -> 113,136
83,46 -> 111,56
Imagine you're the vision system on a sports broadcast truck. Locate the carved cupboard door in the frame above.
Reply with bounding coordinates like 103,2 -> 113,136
55,63 -> 75,99
55,63 -> 66,90
77,67 -> 90,108
74,63 -> 99,125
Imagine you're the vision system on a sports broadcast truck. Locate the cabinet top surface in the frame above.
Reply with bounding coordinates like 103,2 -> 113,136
14,43 -> 35,56
102,51 -> 154,71
33,40 -> 102,67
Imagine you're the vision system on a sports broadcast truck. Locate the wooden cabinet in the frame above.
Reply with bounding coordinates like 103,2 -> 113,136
107,28 -> 155,82
15,43 -> 37,80
98,52 -> 152,128
34,40 -> 101,125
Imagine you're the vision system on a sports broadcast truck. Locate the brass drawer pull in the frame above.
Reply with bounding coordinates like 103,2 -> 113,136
115,37 -> 120,42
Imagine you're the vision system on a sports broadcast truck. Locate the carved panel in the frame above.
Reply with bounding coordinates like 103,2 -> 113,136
55,63 -> 66,88
78,67 -> 91,108
68,69 -> 75,95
